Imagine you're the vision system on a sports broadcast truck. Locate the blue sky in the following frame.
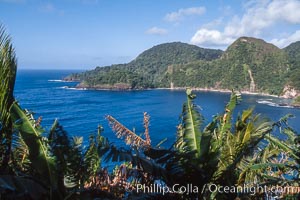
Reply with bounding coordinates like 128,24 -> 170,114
1,0 -> 300,69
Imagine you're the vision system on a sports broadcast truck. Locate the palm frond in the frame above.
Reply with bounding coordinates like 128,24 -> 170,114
81,126 -> 110,188
10,132 -> 31,174
103,145 -> 135,163
48,119 -> 70,172
213,96 -> 273,186
0,25 -> 16,118
82,134 -> 101,187
0,24 -> 17,170
220,120 -> 272,179
64,136 -> 83,189
265,134 -> 299,160
47,119 -> 73,195
273,113 -> 294,127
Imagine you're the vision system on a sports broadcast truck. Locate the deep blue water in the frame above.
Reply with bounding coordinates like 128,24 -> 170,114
14,70 -> 300,150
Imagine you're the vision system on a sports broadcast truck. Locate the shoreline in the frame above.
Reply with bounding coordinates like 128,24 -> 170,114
74,85 -> 281,98
62,85 -> 299,108
156,87 -> 280,98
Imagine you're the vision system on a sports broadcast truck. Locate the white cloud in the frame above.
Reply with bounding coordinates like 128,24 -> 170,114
146,27 -> 168,35
271,30 -> 300,48
164,7 -> 206,23
191,0 -> 300,47
191,29 -> 235,46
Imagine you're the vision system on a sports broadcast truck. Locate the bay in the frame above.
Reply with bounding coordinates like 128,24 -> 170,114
14,69 -> 300,149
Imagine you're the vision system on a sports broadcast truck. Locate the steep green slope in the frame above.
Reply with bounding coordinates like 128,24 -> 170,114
220,37 -> 289,94
65,42 -> 223,89
166,37 -> 290,94
284,41 -> 300,90
66,37 -> 298,96
284,41 -> 300,62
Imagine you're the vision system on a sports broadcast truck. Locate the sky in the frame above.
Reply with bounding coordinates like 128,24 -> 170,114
1,0 -> 300,69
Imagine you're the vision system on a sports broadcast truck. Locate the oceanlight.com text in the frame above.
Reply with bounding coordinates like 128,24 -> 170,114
204,184 -> 300,196
136,183 -> 300,196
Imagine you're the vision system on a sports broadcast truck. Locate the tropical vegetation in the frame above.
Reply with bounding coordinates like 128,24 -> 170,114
292,96 -> 300,107
1,24 -> 300,199
66,37 -> 300,99
283,41 -> 300,91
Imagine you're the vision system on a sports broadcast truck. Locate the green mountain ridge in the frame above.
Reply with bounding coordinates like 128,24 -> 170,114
283,41 -> 300,92
65,37 -> 300,98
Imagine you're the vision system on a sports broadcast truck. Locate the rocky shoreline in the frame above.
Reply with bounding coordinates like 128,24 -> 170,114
63,77 -> 300,108
66,85 -> 299,108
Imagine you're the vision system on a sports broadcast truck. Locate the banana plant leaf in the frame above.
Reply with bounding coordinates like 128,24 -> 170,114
10,102 -> 58,195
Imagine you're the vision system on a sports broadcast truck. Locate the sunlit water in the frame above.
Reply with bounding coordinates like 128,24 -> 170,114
14,70 -> 300,151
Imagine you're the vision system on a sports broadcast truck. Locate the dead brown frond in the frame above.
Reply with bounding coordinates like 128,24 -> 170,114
106,115 -> 149,148
35,116 -> 42,127
143,112 -> 151,146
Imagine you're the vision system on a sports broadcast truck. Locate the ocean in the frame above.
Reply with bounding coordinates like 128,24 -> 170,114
14,69 -> 300,150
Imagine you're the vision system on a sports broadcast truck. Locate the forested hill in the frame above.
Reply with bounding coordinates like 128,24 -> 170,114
65,37 -> 300,97
169,37 -> 290,95
283,41 -> 300,92
65,42 -> 223,89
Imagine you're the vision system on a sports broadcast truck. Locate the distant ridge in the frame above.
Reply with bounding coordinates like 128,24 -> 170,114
65,42 -> 222,89
65,37 -> 300,99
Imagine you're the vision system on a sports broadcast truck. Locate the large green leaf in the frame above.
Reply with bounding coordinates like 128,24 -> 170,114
265,134 -> 299,160
218,91 -> 241,143
180,88 -> 203,158
199,119 -> 216,161
10,102 -> 58,196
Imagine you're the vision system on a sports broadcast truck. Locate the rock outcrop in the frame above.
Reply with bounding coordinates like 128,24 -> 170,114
281,85 -> 299,98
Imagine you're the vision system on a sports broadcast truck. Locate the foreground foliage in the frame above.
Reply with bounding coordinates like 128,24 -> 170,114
1,24 -> 300,200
